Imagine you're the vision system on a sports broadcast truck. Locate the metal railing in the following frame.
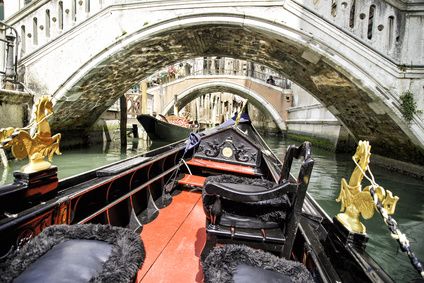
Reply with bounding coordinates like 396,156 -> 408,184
147,65 -> 292,90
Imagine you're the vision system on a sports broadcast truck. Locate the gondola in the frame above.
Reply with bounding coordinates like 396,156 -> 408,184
137,114 -> 199,142
0,112 -> 404,282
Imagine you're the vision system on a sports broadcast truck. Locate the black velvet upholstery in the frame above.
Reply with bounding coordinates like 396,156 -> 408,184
203,245 -> 313,283
14,239 -> 113,283
202,174 -> 290,227
201,142 -> 314,260
0,224 -> 145,283
234,264 -> 293,283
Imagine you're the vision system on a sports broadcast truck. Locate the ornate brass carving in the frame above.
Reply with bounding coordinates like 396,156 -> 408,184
0,96 -> 61,173
336,141 -> 399,234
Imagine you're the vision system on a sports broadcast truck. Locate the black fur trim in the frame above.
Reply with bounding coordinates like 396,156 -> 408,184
203,244 -> 313,283
0,224 -> 145,283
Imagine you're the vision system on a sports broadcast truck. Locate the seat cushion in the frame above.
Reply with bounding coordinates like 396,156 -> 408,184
14,239 -> 113,283
233,264 -> 293,283
219,213 -> 280,229
0,224 -> 145,283
202,175 -> 290,227
203,244 -> 313,283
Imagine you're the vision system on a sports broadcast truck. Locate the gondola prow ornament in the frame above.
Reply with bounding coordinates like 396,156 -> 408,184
336,140 -> 399,234
0,95 -> 61,173
336,141 -> 424,278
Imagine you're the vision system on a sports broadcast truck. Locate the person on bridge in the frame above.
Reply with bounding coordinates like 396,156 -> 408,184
184,63 -> 192,76
177,63 -> 185,79
266,75 -> 276,85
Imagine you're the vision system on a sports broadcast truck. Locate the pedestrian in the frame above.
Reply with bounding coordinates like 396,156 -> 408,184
168,65 -> 176,80
266,75 -> 275,85
184,62 -> 192,76
177,63 -> 185,79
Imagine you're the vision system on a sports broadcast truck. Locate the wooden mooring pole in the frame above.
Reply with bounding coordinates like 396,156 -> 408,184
141,81 -> 147,114
120,95 -> 127,152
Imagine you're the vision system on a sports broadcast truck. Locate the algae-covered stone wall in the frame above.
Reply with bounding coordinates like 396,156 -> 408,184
0,89 -> 32,129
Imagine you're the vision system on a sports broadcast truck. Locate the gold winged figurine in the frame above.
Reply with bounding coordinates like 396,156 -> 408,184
0,96 -> 61,173
336,140 -> 399,234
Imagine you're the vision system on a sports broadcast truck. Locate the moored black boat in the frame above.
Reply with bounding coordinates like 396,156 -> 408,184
0,116 -> 406,282
137,114 -> 197,142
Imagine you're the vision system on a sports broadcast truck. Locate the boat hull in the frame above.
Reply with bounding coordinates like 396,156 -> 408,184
0,123 -> 395,283
137,114 -> 193,142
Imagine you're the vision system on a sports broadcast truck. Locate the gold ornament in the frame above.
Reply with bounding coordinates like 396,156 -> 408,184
335,141 -> 399,234
1,96 -> 61,173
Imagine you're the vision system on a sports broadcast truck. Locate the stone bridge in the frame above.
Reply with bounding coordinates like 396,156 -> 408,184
2,0 -> 424,163
148,75 -> 291,131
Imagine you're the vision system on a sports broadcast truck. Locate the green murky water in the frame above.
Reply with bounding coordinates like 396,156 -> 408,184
265,137 -> 424,283
0,136 -> 422,282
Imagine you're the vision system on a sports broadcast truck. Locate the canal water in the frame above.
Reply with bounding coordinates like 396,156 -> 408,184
0,136 -> 423,282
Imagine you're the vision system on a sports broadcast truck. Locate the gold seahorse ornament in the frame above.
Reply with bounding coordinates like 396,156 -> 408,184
0,96 -> 61,173
336,141 -> 399,234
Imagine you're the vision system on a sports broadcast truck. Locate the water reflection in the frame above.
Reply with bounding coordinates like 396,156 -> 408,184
264,136 -> 424,283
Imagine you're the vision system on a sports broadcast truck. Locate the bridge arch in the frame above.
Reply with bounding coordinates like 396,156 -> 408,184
18,8 -> 423,163
161,81 -> 286,131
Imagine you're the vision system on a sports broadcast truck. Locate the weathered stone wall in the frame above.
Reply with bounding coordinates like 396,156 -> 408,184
248,104 -> 280,136
0,89 -> 32,128
287,84 -> 342,149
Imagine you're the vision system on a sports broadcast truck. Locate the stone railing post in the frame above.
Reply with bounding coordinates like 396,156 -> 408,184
4,32 -> 17,89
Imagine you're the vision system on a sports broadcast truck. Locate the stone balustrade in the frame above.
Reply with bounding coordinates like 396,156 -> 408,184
2,0 -> 423,65
4,0 -> 118,57
293,0 -> 424,65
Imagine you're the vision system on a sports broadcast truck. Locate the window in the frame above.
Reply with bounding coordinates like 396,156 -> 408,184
85,0 -> 90,13
45,9 -> 50,37
331,0 -> 337,17
388,16 -> 394,49
367,5 -> 376,40
58,1 -> 63,30
349,0 -> 355,28
33,17 -> 38,45
0,0 -> 4,21
20,25 -> 26,55
72,0 -> 77,21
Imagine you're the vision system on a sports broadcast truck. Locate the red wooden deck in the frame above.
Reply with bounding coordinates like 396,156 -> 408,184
137,191 -> 206,283
177,174 -> 206,188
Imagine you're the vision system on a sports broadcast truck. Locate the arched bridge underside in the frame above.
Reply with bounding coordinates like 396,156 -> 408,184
149,77 -> 288,131
16,3 -> 424,163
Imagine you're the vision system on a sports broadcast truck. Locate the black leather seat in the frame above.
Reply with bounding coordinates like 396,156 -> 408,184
202,142 -> 314,259
202,176 -> 292,229
203,244 -> 314,283
0,224 -> 145,283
